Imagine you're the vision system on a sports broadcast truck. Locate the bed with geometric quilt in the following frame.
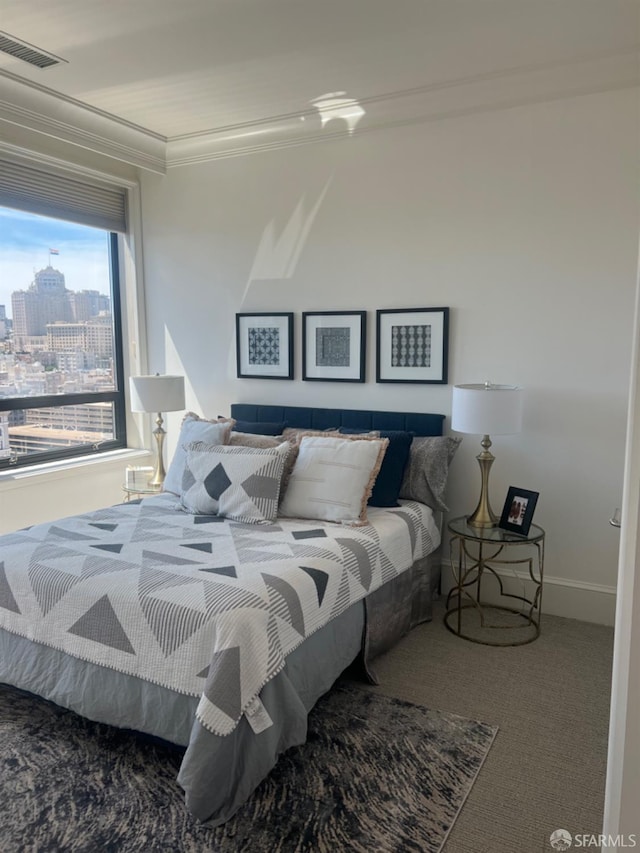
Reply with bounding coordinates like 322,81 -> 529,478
0,403 -> 460,825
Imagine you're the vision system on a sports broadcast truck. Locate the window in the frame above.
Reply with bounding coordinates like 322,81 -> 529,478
0,158 -> 128,470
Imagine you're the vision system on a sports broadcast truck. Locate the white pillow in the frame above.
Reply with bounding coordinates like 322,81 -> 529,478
163,415 -> 233,495
180,441 -> 289,523
279,435 -> 389,525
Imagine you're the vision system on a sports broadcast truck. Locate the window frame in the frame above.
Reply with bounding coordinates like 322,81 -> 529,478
0,231 -> 128,470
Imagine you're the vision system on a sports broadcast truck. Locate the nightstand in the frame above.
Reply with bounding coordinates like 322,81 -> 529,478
121,484 -> 162,502
445,515 -> 545,646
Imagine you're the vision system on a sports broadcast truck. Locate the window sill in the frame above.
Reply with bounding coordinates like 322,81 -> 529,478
0,448 -> 151,488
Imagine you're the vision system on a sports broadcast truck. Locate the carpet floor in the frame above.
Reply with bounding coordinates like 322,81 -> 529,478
0,682 -> 496,853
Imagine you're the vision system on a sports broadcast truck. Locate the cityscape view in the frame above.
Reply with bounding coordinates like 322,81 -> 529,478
0,206 -> 117,462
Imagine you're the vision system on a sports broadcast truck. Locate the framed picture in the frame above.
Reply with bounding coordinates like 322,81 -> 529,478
125,465 -> 154,490
302,311 -> 366,382
376,307 -> 449,384
236,312 -> 294,379
499,486 -> 540,536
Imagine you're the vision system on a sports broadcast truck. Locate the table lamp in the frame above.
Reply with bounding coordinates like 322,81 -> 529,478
451,382 -> 523,528
129,374 -> 186,488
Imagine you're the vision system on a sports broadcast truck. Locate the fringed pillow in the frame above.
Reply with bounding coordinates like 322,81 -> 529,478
279,435 -> 389,525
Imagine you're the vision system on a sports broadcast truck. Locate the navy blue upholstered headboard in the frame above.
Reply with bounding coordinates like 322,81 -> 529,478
230,404 -> 445,436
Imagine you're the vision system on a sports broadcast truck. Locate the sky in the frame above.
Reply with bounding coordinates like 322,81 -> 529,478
0,207 -> 111,320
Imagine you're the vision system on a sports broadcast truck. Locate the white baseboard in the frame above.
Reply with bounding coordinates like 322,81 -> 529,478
439,560 -> 617,627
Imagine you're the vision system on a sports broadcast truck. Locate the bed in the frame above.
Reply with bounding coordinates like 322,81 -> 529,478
0,403 -> 456,825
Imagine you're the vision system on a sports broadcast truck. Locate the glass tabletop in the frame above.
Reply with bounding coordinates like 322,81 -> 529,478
122,484 -> 162,495
448,515 -> 545,544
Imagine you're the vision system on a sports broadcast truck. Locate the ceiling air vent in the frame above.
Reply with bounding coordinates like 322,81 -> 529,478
0,31 -> 65,69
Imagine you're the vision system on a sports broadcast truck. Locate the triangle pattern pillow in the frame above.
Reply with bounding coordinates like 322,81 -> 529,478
180,441 -> 289,523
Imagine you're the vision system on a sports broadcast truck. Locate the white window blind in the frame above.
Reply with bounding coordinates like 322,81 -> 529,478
0,158 -> 127,233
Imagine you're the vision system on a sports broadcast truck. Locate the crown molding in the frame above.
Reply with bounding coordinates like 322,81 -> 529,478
0,47 -> 637,173
0,70 -> 166,174
166,47 -> 640,167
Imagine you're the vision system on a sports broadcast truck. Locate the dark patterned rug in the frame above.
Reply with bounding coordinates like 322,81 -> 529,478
0,682 -> 497,853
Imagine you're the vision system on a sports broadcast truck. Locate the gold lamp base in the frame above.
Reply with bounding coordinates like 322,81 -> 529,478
467,435 -> 498,528
147,413 -> 167,489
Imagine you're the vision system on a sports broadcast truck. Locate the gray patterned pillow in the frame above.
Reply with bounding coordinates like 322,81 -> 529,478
180,441 -> 289,523
398,436 -> 462,512
163,413 -> 234,496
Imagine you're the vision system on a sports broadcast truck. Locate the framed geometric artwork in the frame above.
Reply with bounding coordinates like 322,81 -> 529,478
376,307 -> 449,384
236,312 -> 294,379
302,311 -> 366,382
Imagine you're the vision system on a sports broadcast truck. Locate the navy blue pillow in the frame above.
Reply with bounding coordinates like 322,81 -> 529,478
339,428 -> 414,507
232,419 -> 287,436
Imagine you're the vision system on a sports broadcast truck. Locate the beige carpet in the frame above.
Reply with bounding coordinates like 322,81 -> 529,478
343,600 -> 614,853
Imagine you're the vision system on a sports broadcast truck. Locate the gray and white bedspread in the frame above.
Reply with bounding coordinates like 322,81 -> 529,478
0,493 -> 438,737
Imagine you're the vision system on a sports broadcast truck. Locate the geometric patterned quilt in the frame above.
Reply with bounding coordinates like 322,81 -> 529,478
0,493 -> 439,736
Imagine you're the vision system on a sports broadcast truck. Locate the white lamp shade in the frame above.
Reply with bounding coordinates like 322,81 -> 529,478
129,375 -> 185,414
451,383 -> 523,435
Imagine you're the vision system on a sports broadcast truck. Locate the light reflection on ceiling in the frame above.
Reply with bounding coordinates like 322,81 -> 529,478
310,92 -> 365,134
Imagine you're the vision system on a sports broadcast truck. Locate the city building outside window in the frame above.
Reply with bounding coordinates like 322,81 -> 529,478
0,204 -> 127,469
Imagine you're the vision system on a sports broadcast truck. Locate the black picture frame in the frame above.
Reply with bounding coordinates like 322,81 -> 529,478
236,312 -> 294,379
499,486 -> 540,536
376,307 -> 449,384
302,311 -> 366,382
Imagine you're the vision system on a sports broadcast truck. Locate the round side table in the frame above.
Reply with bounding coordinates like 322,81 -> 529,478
445,516 -> 545,646
121,484 -> 162,502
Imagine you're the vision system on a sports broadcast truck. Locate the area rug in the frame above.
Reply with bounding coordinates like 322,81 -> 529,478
0,682 -> 497,853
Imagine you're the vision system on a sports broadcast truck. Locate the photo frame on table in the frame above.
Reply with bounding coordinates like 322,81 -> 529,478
302,311 -> 366,382
376,307 -> 449,384
236,312 -> 294,379
498,486 -> 540,536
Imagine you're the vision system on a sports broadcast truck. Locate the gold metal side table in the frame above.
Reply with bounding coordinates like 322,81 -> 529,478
445,516 -> 545,646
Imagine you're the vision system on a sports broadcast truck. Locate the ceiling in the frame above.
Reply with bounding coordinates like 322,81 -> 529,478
0,0 -> 638,168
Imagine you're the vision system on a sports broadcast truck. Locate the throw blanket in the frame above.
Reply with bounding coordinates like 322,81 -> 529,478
0,494 -> 437,736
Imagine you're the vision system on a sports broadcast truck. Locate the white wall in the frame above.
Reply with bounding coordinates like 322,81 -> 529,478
139,86 -> 639,624
0,450 -> 149,535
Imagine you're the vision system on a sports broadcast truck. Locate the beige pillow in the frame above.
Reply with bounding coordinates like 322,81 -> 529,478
229,431 -> 299,498
279,435 -> 389,525
281,426 -> 338,441
229,431 -> 284,449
